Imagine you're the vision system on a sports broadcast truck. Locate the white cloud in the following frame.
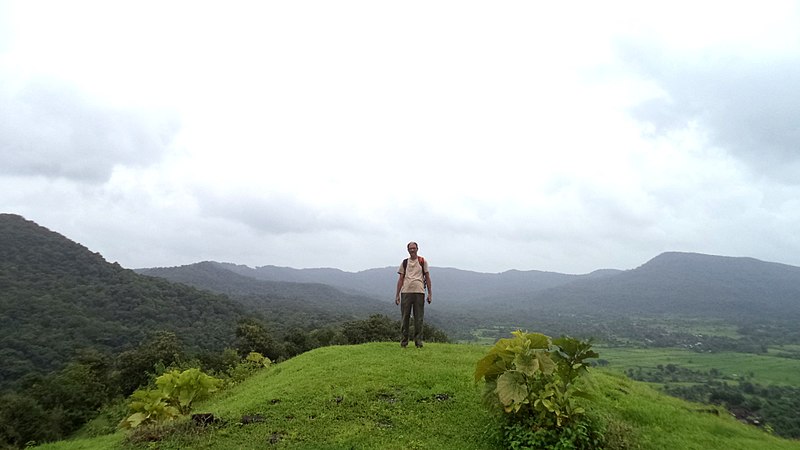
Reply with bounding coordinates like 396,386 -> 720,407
3,1 -> 800,273
0,78 -> 180,182
613,2 -> 800,181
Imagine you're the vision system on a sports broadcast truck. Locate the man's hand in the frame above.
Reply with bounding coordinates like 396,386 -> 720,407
395,295 -> 401,305
427,294 -> 432,304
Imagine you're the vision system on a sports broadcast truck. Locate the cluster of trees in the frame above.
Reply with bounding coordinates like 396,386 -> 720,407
0,315 -> 448,448
1,331 -> 177,448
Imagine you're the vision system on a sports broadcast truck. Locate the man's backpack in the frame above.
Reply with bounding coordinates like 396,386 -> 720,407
402,257 -> 427,288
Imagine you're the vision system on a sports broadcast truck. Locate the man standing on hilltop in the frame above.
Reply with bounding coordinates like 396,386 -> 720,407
395,241 -> 432,348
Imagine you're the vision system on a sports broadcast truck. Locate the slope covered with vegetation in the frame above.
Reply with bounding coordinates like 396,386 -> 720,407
35,343 -> 800,450
136,262 -> 395,333
504,252 -> 800,320
0,214 -> 250,390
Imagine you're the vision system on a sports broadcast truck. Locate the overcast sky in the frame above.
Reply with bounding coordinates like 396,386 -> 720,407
3,1 -> 800,274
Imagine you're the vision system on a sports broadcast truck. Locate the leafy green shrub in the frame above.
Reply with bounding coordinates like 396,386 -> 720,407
156,368 -> 221,414
119,368 -> 221,429
225,351 -> 272,383
474,330 -> 601,449
244,351 -> 272,368
119,389 -> 180,429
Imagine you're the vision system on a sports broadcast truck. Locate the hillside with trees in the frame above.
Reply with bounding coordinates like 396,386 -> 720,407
136,262 -> 395,331
494,251 -> 800,321
0,214 -> 250,389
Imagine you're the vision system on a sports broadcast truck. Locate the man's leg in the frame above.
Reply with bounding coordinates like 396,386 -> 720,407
400,293 -> 413,347
412,293 -> 425,347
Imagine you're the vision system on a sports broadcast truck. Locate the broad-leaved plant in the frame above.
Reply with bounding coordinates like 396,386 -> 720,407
475,330 -> 598,429
120,368 -> 221,429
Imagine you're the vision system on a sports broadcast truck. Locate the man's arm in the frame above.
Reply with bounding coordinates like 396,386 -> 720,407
425,270 -> 432,303
395,273 -> 404,305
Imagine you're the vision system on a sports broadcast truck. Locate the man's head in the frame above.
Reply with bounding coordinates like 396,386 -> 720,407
407,241 -> 418,256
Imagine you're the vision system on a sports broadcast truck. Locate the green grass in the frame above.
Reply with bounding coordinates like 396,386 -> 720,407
597,346 -> 800,385
35,343 -> 800,450
186,342 -> 496,449
33,434 -> 122,450
589,372 -> 800,450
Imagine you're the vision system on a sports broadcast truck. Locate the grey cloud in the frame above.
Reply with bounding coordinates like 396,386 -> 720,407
0,79 -> 180,182
618,41 -> 800,179
198,191 -> 369,235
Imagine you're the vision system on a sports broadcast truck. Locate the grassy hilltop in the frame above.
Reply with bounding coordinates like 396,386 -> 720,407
36,343 -> 800,450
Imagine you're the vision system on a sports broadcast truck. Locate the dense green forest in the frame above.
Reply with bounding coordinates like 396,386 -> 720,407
136,261 -> 396,334
0,214 -> 249,389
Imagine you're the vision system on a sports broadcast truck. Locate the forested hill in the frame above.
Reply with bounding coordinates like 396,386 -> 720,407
136,262 -> 394,326
494,251 -> 800,321
0,214 -> 249,389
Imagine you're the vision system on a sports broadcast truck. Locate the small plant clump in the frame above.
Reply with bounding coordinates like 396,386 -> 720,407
475,330 -> 603,449
225,351 -> 273,384
119,367 -> 222,430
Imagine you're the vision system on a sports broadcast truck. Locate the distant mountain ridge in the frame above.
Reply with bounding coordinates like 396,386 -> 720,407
209,262 -> 621,305
138,250 -> 800,325
484,251 -> 800,322
136,262 -> 394,322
